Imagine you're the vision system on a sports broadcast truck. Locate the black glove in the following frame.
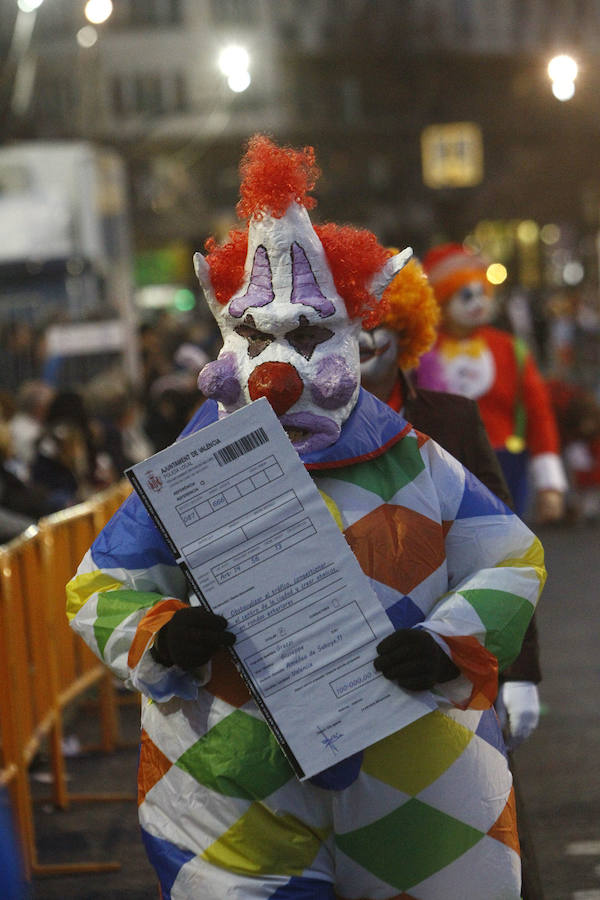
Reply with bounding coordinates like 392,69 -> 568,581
373,628 -> 459,691
151,607 -> 236,671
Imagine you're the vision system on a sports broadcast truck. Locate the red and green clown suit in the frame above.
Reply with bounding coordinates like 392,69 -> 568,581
66,389 -> 545,900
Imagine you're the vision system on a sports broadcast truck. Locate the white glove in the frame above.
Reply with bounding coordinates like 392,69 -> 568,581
495,681 -> 540,751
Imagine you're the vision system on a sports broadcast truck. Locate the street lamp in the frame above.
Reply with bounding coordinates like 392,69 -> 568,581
218,44 -> 251,93
10,0 -> 44,116
547,54 -> 578,101
84,0 -> 113,25
77,25 -> 98,48
486,263 -> 508,286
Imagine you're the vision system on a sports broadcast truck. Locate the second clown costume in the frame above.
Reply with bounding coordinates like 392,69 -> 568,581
66,136 -> 546,899
416,243 -> 567,520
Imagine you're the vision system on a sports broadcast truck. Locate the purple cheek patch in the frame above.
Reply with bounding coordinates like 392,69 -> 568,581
290,242 -> 335,318
310,355 -> 357,410
197,353 -> 241,405
229,245 -> 275,319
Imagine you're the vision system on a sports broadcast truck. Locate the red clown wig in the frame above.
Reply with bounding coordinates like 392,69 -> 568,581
203,134 -> 390,327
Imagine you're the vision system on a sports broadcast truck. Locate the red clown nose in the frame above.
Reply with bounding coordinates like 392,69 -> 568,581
248,362 -> 303,416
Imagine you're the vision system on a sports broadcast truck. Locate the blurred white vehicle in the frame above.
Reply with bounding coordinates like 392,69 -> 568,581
0,141 -> 140,390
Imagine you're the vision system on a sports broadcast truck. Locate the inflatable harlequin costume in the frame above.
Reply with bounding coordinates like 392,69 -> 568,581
66,136 -> 546,899
359,258 -> 542,752
358,260 -> 544,900
416,243 -> 567,521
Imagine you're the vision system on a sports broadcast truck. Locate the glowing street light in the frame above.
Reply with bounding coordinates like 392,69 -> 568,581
548,54 -> 578,83
17,0 -> 44,11
84,0 -> 113,25
218,45 -> 249,76
77,25 -> 98,48
218,44 -> 251,93
547,53 -> 578,102
227,69 -> 251,93
551,80 -> 575,101
486,263 -> 508,286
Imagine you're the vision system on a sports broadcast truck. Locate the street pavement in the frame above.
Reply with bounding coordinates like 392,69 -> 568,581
30,518 -> 600,899
31,695 -> 157,899
514,518 -> 600,900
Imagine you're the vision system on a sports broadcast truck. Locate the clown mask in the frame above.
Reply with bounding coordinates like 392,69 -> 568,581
358,326 -> 399,401
358,256 -> 440,401
194,136 -> 411,454
443,280 -> 496,336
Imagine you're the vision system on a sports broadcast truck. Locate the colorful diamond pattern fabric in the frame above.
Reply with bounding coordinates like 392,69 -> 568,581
361,711 -> 473,795
175,708 -> 293,801
344,503 -> 446,595
67,393 -> 544,897
336,797 -> 485,890
202,802 -> 329,877
322,434 -> 425,502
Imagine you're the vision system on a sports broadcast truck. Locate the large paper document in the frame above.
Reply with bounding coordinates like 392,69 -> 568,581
127,398 -> 436,779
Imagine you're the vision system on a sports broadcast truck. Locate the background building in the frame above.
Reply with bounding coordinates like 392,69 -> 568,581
1,0 -> 600,330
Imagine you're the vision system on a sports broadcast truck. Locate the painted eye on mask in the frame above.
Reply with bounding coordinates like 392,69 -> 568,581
234,314 -> 274,358
459,287 -> 477,303
458,284 -> 487,306
285,315 -> 334,360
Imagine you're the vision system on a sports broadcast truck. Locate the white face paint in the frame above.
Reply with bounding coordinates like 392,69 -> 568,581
358,326 -> 398,385
195,198 -> 412,452
444,281 -> 495,331
197,205 -> 361,454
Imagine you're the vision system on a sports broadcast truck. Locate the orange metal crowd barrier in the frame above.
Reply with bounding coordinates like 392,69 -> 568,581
0,479 -> 135,878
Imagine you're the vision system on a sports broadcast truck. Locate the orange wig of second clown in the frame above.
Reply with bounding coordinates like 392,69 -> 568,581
380,256 -> 440,372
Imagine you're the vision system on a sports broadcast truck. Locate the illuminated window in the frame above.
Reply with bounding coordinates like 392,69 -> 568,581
421,122 -> 484,188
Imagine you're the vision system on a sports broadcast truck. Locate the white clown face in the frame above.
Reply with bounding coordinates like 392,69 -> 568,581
358,326 -> 399,387
196,205 -> 362,454
444,280 -> 495,333
195,204 -> 411,453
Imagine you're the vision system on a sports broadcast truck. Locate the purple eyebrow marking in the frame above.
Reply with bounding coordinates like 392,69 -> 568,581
290,242 -> 335,318
229,245 -> 274,318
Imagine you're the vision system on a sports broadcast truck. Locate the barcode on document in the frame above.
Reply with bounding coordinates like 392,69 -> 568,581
213,427 -> 269,466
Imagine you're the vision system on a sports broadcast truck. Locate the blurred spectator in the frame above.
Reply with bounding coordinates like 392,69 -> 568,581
173,341 -> 209,375
545,291 -> 577,380
136,311 -> 218,452
85,371 -> 155,475
0,416 -> 52,542
143,381 -> 203,452
0,390 -> 16,422
9,380 -> 55,479
31,421 -> 93,512
0,320 -> 40,392
143,340 -> 207,451
573,293 -> 600,395
30,389 -> 116,511
183,313 -> 222,360
139,310 -> 221,388
138,320 -> 174,391
547,378 -> 600,521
